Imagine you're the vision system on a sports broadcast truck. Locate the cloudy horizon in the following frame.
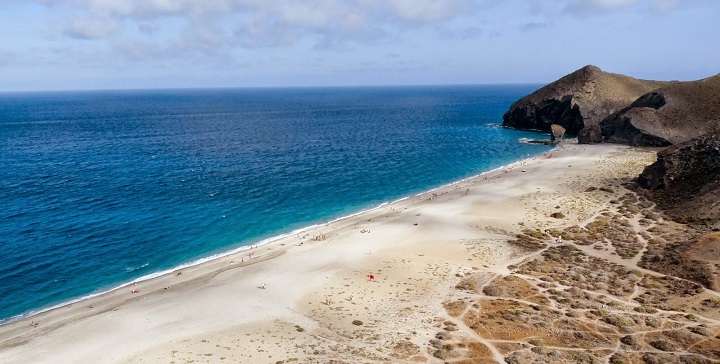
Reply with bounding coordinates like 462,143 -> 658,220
1,0 -> 718,92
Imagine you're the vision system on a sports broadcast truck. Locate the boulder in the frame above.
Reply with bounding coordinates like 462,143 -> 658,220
550,124 -> 566,143
577,124 -> 602,144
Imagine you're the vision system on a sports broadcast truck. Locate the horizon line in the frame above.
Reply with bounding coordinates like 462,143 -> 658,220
0,82 -> 547,95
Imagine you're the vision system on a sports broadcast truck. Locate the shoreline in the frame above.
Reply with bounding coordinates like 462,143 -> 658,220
7,142 -> 710,364
0,147 -> 552,327
0,143 -> 605,344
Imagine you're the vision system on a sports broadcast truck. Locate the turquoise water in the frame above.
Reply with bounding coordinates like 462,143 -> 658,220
0,85 -> 548,323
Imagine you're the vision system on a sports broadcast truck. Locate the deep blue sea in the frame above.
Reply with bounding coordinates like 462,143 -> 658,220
0,85 -> 548,323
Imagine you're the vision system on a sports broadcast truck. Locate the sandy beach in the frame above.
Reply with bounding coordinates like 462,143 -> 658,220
2,142 -> 719,364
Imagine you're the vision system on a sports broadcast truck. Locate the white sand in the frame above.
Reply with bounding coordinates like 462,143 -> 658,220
0,143 -> 657,363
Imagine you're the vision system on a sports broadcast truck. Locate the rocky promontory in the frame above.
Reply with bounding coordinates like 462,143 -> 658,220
502,65 -> 666,139
503,66 -> 720,146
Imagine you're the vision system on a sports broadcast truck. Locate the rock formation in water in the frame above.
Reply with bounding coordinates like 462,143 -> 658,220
502,65 -> 666,140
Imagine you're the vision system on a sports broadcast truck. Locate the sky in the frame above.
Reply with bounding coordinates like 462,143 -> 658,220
0,0 -> 718,92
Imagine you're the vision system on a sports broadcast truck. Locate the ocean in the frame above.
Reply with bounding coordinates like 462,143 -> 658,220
0,85 -> 549,323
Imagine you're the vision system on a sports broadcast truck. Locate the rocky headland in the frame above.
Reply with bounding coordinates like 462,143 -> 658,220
502,65 -> 666,140
502,65 -> 720,146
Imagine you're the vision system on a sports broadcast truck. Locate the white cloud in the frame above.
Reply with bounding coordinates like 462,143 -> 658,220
19,0 -> 487,63
63,15 -> 119,39
378,0 -> 476,23
652,0 -> 679,13
234,13 -> 302,48
33,0 -> 477,43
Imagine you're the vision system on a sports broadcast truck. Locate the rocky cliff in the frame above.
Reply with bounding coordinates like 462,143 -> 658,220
634,132 -> 720,291
502,65 -> 666,138
637,131 -> 720,227
601,74 -> 720,146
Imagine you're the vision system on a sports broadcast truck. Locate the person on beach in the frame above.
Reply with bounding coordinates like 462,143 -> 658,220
368,274 -> 375,282
261,283 -> 266,289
